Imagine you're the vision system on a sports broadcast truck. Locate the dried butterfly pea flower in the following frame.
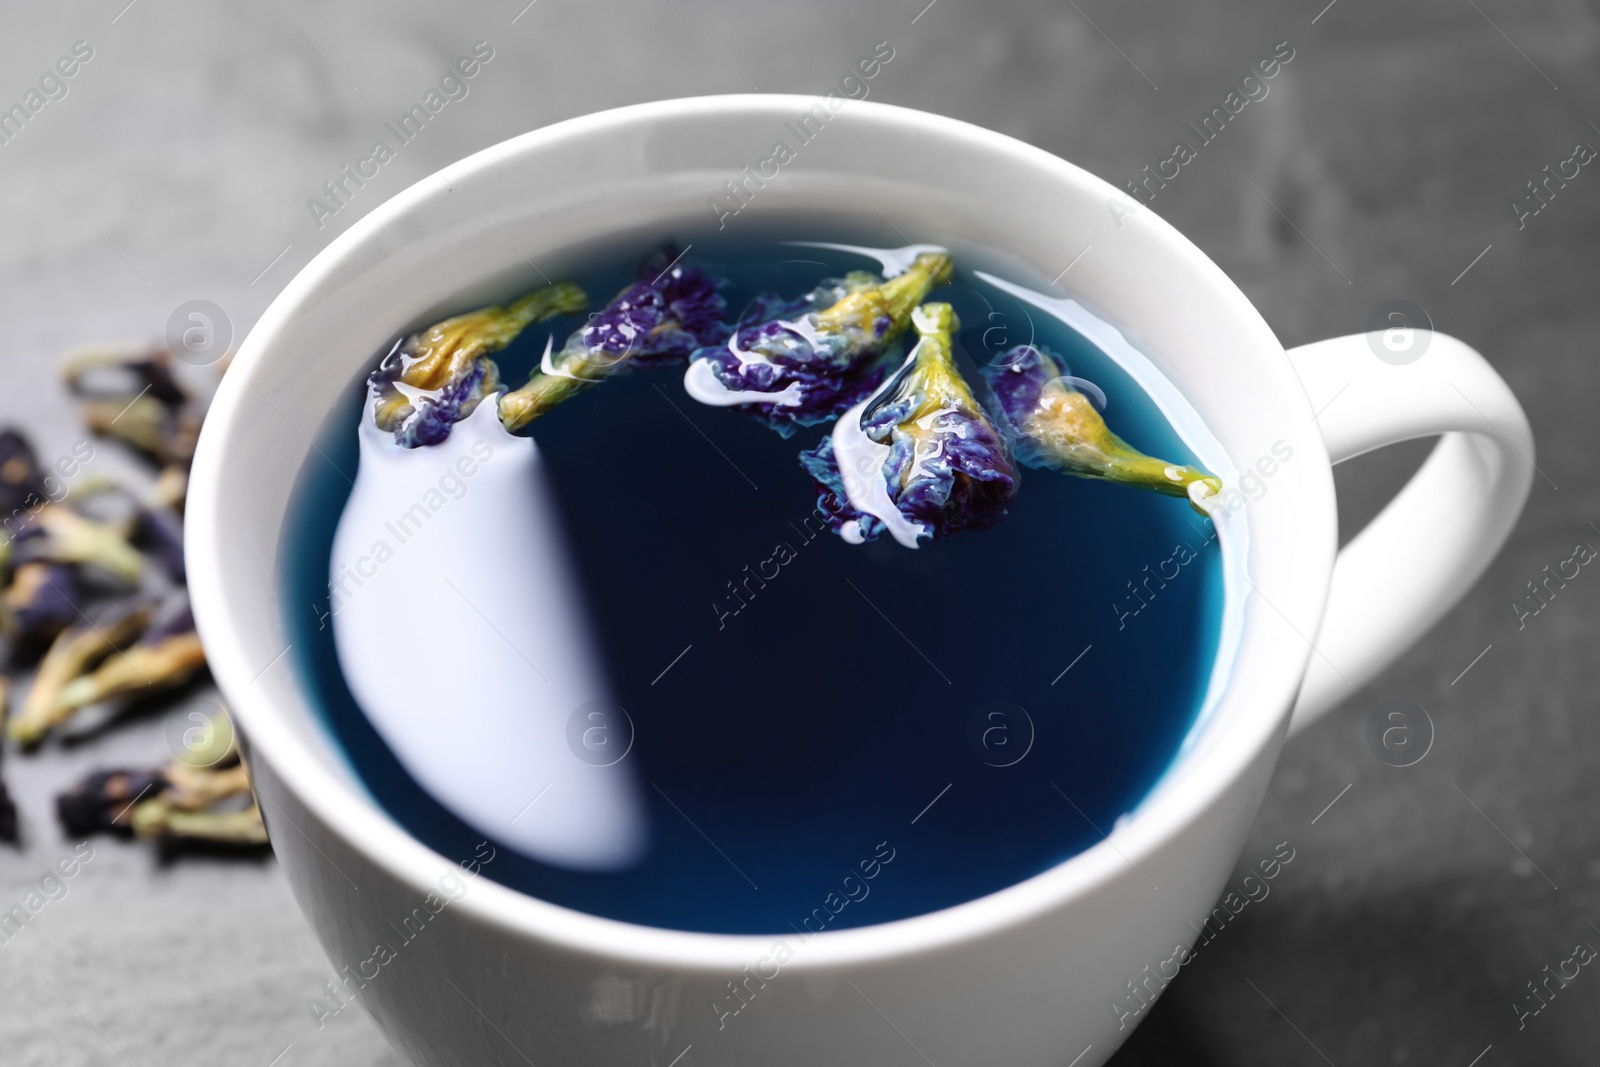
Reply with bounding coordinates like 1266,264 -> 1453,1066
56,708 -> 243,838
64,343 -> 211,472
55,767 -> 168,835
54,602 -> 205,713
0,779 -> 14,844
134,502 -> 186,583
580,248 -> 733,369
68,479 -> 186,583
9,601 -> 152,746
370,281 -> 589,447
62,343 -> 189,408
75,389 -> 201,471
0,428 -> 46,515
163,757 -> 250,807
57,756 -> 266,846
128,761 -> 266,846
981,344 -> 1221,511
0,562 -> 82,651
150,465 -> 187,514
13,504 -> 143,583
801,303 -> 1017,546
737,287 -> 823,333
80,394 -> 173,461
686,252 -> 955,436
499,259 -> 733,432
0,678 -> 15,844
130,800 -> 268,846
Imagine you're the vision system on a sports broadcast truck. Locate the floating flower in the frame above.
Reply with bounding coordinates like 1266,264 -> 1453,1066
370,281 -> 589,447
579,249 -> 732,369
684,251 -> 955,436
800,303 -> 1017,546
981,344 -> 1221,511
498,255 -> 732,432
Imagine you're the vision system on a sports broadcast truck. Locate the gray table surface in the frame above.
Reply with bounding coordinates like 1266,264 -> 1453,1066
1,0 -> 1596,1063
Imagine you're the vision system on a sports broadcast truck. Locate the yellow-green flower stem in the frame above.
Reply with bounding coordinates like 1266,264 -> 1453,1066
883,303 -> 987,464
1023,377 -> 1222,514
498,342 -> 625,433
812,251 -> 955,350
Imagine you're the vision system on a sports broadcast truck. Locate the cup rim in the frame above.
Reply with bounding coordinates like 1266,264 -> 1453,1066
188,93 -> 1334,969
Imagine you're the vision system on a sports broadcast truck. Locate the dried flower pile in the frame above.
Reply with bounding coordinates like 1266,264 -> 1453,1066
0,342 -> 265,850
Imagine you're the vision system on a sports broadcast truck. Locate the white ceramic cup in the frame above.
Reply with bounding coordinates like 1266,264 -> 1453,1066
188,95 -> 1532,1066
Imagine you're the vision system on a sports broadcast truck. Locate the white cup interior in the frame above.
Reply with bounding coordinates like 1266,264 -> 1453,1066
188,95 -> 1337,964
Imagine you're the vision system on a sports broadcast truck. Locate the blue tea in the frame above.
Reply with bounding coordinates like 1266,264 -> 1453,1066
281,228 -> 1228,935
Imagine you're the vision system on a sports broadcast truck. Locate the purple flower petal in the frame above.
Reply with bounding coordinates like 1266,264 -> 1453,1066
801,303 -> 1017,545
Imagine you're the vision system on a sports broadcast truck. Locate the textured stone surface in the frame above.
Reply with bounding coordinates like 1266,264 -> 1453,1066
1,0 -> 1596,1063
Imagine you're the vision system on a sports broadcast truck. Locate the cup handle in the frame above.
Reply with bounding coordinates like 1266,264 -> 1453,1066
1284,332 -> 1534,734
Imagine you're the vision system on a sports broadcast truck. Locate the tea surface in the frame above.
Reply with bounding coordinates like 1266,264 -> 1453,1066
282,229 -> 1227,934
